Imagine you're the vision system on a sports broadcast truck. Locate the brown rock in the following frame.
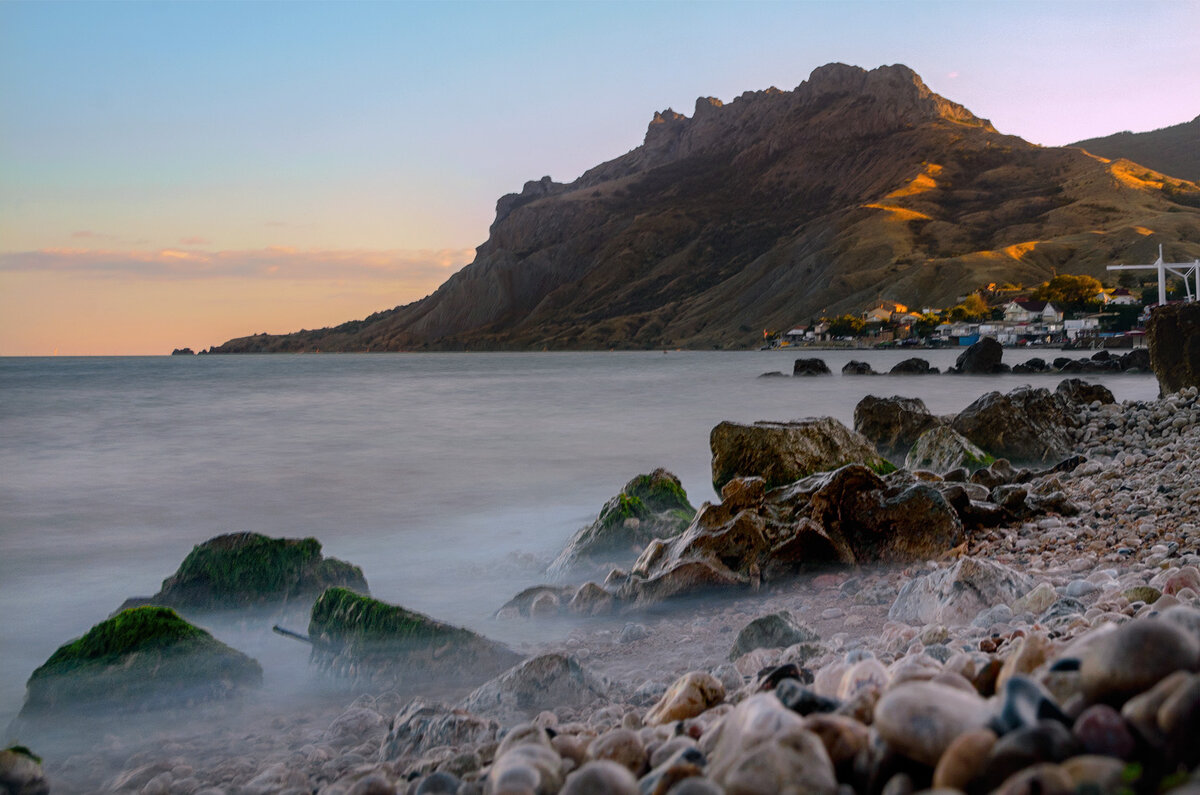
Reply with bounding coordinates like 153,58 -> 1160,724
710,418 -> 888,492
1147,302 -> 1200,394
873,681 -> 992,766
1080,619 -> 1200,704
587,728 -> 647,776
932,728 -> 996,791
645,672 -> 725,726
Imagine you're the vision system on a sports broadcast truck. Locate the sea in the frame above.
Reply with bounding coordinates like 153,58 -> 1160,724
0,350 -> 1160,727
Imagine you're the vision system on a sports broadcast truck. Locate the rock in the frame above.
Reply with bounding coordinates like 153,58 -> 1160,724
1072,704 -> 1135,759
979,721 -> 1078,792
1119,347 -> 1151,371
1054,378 -> 1114,407
1079,618 -> 1200,704
853,395 -> 941,464
639,747 -> 706,795
991,675 -> 1070,734
888,357 -> 938,375
415,772 -> 460,794
587,729 -> 647,775
1158,672 -> 1200,767
793,358 -> 832,376
487,725 -> 564,794
1147,302 -> 1200,394
802,713 -> 870,778
560,760 -> 637,795
774,680 -> 840,715
932,729 -> 996,791
123,532 -> 368,611
889,557 -> 1034,627
547,470 -> 696,578
951,386 -> 1075,464
710,417 -> 891,492
618,623 -> 649,644
1012,582 -> 1058,616
170,347 -> 195,356
873,681 -> 993,766
18,606 -> 261,717
645,672 -> 725,726
307,587 -> 523,687
1122,585 -> 1162,605
1058,756 -> 1126,793
703,694 -> 837,795
0,746 -> 48,795
461,654 -> 608,724
989,762 -> 1074,795
1038,598 -> 1086,629
954,337 -> 1004,374
905,425 -> 993,474
842,360 -> 877,375
323,705 -> 390,748
567,583 -> 615,616
379,699 -> 499,761
730,611 -> 819,660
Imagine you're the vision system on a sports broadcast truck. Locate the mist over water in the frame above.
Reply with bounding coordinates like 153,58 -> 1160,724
0,351 -> 1158,728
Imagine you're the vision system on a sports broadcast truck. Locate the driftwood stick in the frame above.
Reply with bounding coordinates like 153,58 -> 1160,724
273,625 -> 316,645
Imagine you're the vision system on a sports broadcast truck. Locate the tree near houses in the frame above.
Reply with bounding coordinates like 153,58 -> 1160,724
947,293 -> 989,322
1032,274 -> 1104,305
824,314 -> 867,337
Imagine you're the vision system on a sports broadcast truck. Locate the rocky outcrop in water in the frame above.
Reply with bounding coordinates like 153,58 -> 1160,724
1148,302 -> 1200,395
18,606 -> 261,718
951,386 -> 1075,464
952,337 -> 1005,374
853,395 -> 941,465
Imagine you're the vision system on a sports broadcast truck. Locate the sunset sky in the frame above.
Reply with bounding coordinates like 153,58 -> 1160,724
2,0 -> 1198,355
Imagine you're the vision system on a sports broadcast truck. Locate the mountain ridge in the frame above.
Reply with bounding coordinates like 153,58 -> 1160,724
210,63 -> 1200,352
1071,115 -> 1200,183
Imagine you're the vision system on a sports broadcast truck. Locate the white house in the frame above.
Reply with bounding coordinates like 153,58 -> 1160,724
1064,317 -> 1101,340
1003,301 -> 1062,324
1108,288 -> 1140,306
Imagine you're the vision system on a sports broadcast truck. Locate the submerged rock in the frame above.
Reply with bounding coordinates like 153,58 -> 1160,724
19,606 -> 261,717
710,417 -> 892,492
307,587 -> 523,688
125,532 -> 368,611
547,469 -> 695,579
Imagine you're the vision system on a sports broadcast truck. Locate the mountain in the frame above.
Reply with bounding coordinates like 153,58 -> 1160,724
1071,116 -> 1200,183
211,63 -> 1200,352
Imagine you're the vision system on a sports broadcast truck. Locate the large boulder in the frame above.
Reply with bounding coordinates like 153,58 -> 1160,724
951,386 -> 1075,464
128,532 -> 368,611
842,360 -> 877,375
19,606 -> 261,717
307,587 -> 523,688
793,358 -> 831,376
889,357 -> 938,375
547,469 -> 695,579
905,425 -> 994,474
459,653 -> 608,724
954,337 -> 1004,374
853,395 -> 942,464
1148,303 -> 1200,394
1055,378 -> 1115,407
710,417 -> 891,492
888,557 -> 1034,627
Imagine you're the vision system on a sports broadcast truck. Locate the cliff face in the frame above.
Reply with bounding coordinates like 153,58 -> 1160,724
1072,115 -> 1200,183
211,63 -> 1200,352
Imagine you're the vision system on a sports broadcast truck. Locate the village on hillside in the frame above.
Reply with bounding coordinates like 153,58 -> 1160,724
769,272 -> 1186,350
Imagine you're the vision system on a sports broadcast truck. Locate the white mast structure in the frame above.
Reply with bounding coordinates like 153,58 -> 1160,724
1107,244 -> 1200,305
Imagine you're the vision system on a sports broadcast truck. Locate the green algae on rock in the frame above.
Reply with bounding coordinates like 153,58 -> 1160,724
134,532 -> 368,611
307,587 -> 523,688
548,469 -> 696,579
19,606 -> 262,717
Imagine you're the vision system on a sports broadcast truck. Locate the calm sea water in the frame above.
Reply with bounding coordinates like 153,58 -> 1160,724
0,350 -> 1158,723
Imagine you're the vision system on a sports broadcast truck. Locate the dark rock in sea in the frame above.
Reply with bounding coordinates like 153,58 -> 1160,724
953,337 -> 1004,374
18,606 -> 261,717
122,532 -> 368,612
729,611 -> 819,660
757,370 -> 789,378
1055,378 -> 1114,407
1119,347 -> 1150,372
793,358 -> 832,376
710,417 -> 891,492
169,347 -> 195,356
459,653 -> 608,724
307,587 -> 523,688
0,746 -> 48,795
905,425 -> 994,474
1148,302 -> 1200,394
853,395 -> 941,465
888,357 -> 938,375
842,360 -> 877,375
547,469 -> 695,579
951,386 -> 1075,464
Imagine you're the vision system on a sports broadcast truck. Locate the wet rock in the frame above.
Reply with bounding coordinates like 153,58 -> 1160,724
710,418 -> 889,492
703,694 -> 837,795
889,357 -> 938,375
951,387 -> 1075,464
547,470 -> 695,579
560,760 -> 637,795
462,654 -> 608,724
954,337 -> 1004,374
793,358 -> 832,376
1147,302 -> 1200,394
308,588 -> 523,687
905,425 -> 993,474
852,395 -> 940,465
0,746 -> 48,795
842,360 -> 877,375
645,672 -> 725,726
888,557 -> 1034,627
18,606 -> 261,717
122,532 -> 367,611
874,681 -> 992,766
730,611 -> 818,660
1079,618 -> 1200,704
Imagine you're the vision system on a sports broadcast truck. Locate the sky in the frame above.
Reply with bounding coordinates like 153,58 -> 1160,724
2,0 -> 1198,355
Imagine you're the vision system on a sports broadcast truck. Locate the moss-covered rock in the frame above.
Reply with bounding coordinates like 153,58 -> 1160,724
0,745 -> 48,795
306,587 -> 523,689
19,607 -> 261,717
133,532 -> 368,611
905,425 -> 995,474
547,469 -> 695,580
